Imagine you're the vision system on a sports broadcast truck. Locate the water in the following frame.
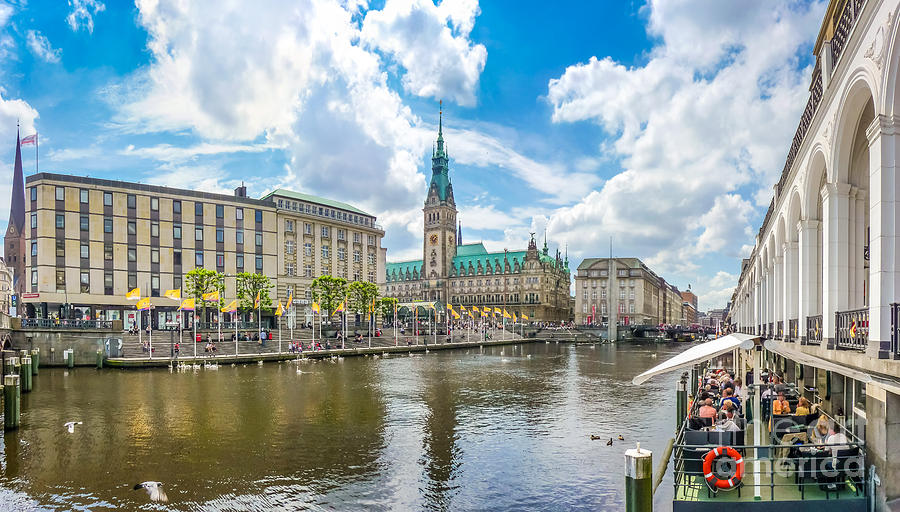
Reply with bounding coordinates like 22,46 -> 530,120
0,342 -> 686,510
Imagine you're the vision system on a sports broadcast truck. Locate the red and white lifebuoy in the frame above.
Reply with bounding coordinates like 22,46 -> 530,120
702,446 -> 744,490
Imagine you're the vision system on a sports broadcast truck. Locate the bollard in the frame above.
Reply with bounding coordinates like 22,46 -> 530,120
96,349 -> 103,369
624,443 -> 653,512
20,356 -> 32,393
3,356 -> 15,378
11,357 -> 20,379
66,349 -> 74,369
4,374 -> 20,430
676,373 -> 687,432
31,349 -> 39,375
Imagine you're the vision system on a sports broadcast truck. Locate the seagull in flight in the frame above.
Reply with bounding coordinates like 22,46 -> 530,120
133,481 -> 168,503
64,421 -> 82,433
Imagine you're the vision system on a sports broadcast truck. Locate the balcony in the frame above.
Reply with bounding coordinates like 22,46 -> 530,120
890,303 -> 900,360
806,315 -> 823,345
836,308 -> 868,351
787,318 -> 798,343
776,320 -> 783,340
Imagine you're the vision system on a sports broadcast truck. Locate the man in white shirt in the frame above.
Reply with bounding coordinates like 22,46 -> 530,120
716,409 -> 741,432
825,424 -> 849,458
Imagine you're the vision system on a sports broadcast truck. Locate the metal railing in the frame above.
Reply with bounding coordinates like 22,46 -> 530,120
788,318 -> 798,343
832,0 -> 866,66
21,318 -> 114,330
768,323 -> 774,339
891,303 -> 900,358
836,308 -> 868,351
806,315 -> 823,345
196,322 -> 260,330
776,320 -> 784,340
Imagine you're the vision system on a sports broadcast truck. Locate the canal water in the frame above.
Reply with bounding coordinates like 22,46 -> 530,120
0,342 -> 685,511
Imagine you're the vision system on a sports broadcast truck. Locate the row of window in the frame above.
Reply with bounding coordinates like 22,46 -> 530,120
579,269 -> 637,278
41,186 -> 264,222
582,279 -> 637,288
276,198 -> 374,228
582,289 -> 636,300
293,224 -> 376,245
46,213 -> 266,246
581,303 -> 636,314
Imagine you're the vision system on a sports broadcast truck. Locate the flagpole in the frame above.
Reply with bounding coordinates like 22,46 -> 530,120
278,308 -> 282,355
218,291 -> 222,353
138,305 -> 142,356
235,310 -> 238,357
149,305 -> 153,359
35,133 -> 38,173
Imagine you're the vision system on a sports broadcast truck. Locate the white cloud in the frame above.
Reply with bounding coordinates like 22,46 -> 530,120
543,0 -> 826,308
0,92 -> 39,229
26,30 -> 61,63
360,0 -> 487,106
67,0 -> 105,33
121,142 -> 274,163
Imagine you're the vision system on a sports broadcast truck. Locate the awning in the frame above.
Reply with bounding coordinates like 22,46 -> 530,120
764,340 -> 900,395
632,333 -> 759,385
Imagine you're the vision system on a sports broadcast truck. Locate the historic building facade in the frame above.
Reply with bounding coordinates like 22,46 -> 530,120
727,0 -> 900,506
382,115 -> 571,322
574,257 -> 687,326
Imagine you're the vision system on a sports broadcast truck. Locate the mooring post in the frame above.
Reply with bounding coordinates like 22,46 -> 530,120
3,374 -> 20,430
676,372 -> 688,432
96,349 -> 103,369
20,356 -> 32,393
66,349 -> 74,369
624,442 -> 653,512
31,349 -> 39,375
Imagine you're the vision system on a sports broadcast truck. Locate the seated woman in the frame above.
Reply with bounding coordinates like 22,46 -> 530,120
698,398 -> 718,420
794,397 -> 811,416
773,391 -> 792,415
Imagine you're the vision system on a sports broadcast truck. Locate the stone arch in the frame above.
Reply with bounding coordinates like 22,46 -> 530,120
787,189 -> 803,243
832,70 -> 879,184
880,8 -> 900,116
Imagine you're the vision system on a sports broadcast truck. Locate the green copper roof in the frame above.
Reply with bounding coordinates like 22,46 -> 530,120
452,250 -> 527,274
428,172 -> 451,202
386,260 -> 423,281
455,242 -> 488,257
261,189 -> 371,217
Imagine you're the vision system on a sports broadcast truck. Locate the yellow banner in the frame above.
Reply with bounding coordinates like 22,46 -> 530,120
312,301 -> 320,313
202,290 -> 219,302
125,288 -> 140,300
275,301 -> 284,317
180,298 -> 195,311
522,313 -> 529,320
164,289 -> 181,300
503,309 -> 511,319
221,299 -> 237,313
254,291 -> 261,309
135,297 -> 151,311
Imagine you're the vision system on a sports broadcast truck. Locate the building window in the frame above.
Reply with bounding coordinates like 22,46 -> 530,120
216,204 -> 224,218
127,248 -> 136,262
30,241 -> 37,257
236,230 -> 244,244
127,221 -> 136,235
173,250 -> 182,266
77,215 -> 88,232
337,247 -> 345,261
322,245 -> 330,259
80,189 -> 89,204
80,243 -> 89,259
55,186 -> 65,201
173,200 -> 182,214
236,208 -> 243,220
285,240 -> 295,255
629,302 -> 635,314
127,194 -> 136,209
304,264 -> 312,277
286,263 -> 295,276
103,192 -> 112,206
303,223 -> 312,235
255,255 -> 263,271
104,271 -> 113,294
104,243 -> 113,261
286,220 -> 294,233
321,226 -> 329,238
195,251 -> 204,266
56,239 -> 65,257
173,224 -> 182,239
216,228 -> 224,243
195,227 -> 203,241
56,270 -> 66,293
304,243 -> 312,256
195,202 -> 203,216
80,271 -> 90,293
255,232 -> 262,246
368,253 -> 375,265
353,249 -> 360,263
30,187 -> 37,201
151,222 -> 159,238
151,275 -> 160,296
337,229 -> 345,241
151,248 -> 159,264
255,210 -> 262,223
104,218 -> 113,233
128,272 -> 137,290
353,233 -> 361,243
30,213 -> 36,229
55,214 -> 65,229
31,269 -> 37,287
216,253 -> 224,268
151,197 -> 159,211
236,254 -> 244,268
174,276 -> 182,291
368,235 -> 375,246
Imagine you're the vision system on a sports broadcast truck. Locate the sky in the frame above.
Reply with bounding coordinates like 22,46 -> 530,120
0,0 -> 826,310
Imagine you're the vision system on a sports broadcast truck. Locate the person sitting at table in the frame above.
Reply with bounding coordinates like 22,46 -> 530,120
808,415 -> 829,445
716,409 -> 741,432
698,398 -> 718,420
794,397 -> 811,416
720,387 -> 741,411
717,400 -> 735,420
773,391 -> 791,415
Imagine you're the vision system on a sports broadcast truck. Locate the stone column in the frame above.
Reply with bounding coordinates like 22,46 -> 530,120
774,254 -> 783,336
783,241 -> 798,336
855,189 -> 867,310
867,115 -> 900,358
822,182 -> 851,347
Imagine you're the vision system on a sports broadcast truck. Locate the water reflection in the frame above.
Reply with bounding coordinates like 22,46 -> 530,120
0,342 -> 686,510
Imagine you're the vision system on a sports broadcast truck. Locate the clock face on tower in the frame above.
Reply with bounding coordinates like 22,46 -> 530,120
429,234 -> 439,245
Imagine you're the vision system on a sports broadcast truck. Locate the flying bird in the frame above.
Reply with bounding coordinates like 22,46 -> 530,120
133,481 -> 168,503
64,421 -> 82,433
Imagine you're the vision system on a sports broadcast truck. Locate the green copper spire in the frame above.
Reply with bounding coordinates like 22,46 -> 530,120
429,100 -> 452,202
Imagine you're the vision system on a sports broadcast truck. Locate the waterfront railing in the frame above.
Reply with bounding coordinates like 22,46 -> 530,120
806,315 -> 823,345
21,319 -> 114,330
890,303 -> 900,359
787,318 -> 798,343
836,308 -> 868,351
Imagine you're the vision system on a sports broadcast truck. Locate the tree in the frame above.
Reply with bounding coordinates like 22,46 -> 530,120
348,281 -> 379,332
185,268 -> 224,325
379,297 -> 399,326
310,275 -> 347,323
235,272 -> 273,317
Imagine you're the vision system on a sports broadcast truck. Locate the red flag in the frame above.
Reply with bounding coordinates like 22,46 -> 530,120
21,134 -> 37,146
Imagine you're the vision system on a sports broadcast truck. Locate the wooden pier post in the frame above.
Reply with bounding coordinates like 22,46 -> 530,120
96,349 -> 103,369
66,349 -> 74,368
676,372 -> 687,432
20,356 -> 32,393
31,349 -> 39,375
624,443 -> 653,512
3,374 -> 20,430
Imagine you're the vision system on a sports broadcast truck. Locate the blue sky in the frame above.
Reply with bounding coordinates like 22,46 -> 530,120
0,0 -> 826,309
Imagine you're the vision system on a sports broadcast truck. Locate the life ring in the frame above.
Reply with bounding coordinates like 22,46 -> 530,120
702,446 -> 743,490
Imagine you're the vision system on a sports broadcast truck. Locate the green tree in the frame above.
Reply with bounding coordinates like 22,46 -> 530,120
185,268 -> 224,325
379,297 -> 399,325
310,275 -> 347,323
235,272 -> 273,316
348,281 -> 379,332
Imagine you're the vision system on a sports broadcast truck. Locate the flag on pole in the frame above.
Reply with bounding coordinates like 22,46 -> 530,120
202,290 -> 219,302
125,288 -> 141,300
460,305 -> 467,313
370,297 -> 376,313
164,289 -> 181,300
312,301 -> 320,313
286,290 -> 293,309
335,301 -> 345,313
503,309 -> 511,319
275,301 -> 284,317
221,299 -> 237,313
522,313 -> 529,320
254,291 -> 261,308
513,313 -> 517,322
20,134 -> 37,145
493,307 -> 501,315
179,298 -> 195,311
451,309 -> 460,319
135,297 -> 152,310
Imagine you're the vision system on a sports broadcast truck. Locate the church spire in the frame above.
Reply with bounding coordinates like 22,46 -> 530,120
428,100 -> 452,204
457,221 -> 462,246
8,128 -> 25,234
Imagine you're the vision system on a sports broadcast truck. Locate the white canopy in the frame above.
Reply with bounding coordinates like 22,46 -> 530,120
763,340 -> 873,384
632,333 -> 759,385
